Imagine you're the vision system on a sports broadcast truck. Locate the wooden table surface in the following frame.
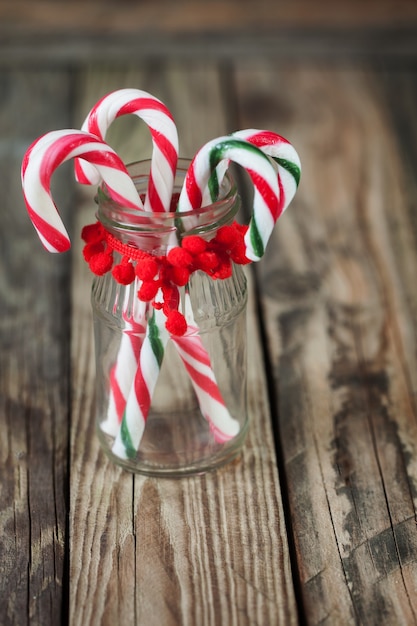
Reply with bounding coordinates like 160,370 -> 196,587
2,2 -> 417,624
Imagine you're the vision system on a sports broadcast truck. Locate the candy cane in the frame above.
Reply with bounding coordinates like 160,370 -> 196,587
172,335 -> 240,442
207,129 -> 301,216
177,136 -> 280,262
21,129 -> 143,253
172,289 -> 240,443
175,290 -> 240,441
101,297 -> 148,437
112,306 -> 170,460
74,88 -> 179,213
111,286 -> 238,458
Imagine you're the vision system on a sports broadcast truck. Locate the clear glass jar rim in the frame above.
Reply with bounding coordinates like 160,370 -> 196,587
97,158 -> 239,228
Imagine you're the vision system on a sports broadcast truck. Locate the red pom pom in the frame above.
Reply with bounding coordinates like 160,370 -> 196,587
234,222 -> 248,234
167,247 -> 193,268
195,251 -> 219,273
81,222 -> 104,243
214,222 -> 251,265
165,310 -> 187,336
230,240 -> 251,264
182,235 -> 207,255
168,266 -> 190,286
89,252 -> 113,275
135,256 -> 159,281
83,241 -> 105,261
213,257 -> 232,279
215,225 -> 236,247
112,262 -> 135,285
138,280 -> 159,301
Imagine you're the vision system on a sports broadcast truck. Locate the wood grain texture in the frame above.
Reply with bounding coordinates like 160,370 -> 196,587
3,22 -> 417,625
68,64 -> 297,626
2,0 -> 417,34
234,62 -> 417,624
1,1 -> 417,65
0,70 -> 73,625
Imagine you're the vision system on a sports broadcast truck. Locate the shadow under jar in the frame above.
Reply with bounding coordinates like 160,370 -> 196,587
91,159 -> 249,477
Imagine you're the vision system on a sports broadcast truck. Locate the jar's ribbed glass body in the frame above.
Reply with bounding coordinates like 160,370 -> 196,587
92,160 -> 248,476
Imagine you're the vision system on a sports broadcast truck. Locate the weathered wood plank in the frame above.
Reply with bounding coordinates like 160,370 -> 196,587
0,70 -> 73,625
68,63 -> 297,625
1,1 -> 417,65
234,62 -> 417,624
2,0 -> 417,34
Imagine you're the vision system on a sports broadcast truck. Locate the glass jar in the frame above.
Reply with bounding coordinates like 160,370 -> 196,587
91,159 -> 248,476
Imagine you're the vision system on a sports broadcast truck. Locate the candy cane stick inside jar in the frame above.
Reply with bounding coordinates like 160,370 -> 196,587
171,291 -> 240,444
112,306 -> 170,461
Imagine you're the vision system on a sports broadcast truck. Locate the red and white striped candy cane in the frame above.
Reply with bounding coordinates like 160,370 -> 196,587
112,306 -> 170,460
172,331 -> 240,443
21,129 -> 143,253
101,299 -> 148,437
177,136 -> 280,262
172,290 -> 240,442
74,88 -> 179,213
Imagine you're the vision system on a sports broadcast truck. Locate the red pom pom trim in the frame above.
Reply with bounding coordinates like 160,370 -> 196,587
81,222 -> 104,243
167,247 -> 193,268
135,255 -> 159,281
89,252 -> 113,275
112,261 -> 135,285
182,235 -> 207,255
138,280 -> 160,301
82,220 -> 251,335
165,310 -> 187,336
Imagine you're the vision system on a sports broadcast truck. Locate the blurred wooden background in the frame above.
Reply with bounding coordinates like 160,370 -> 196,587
1,0 -> 417,63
